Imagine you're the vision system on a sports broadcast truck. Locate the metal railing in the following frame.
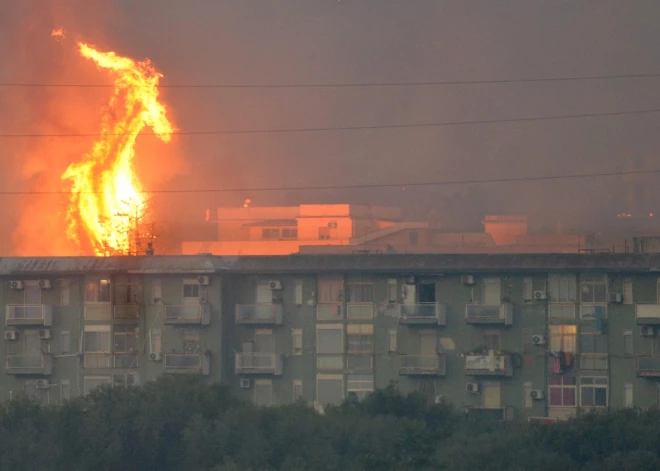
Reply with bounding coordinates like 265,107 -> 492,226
465,303 -> 513,325
84,353 -> 111,368
399,303 -> 447,325
6,354 -> 52,375
164,353 -> 202,369
637,356 -> 660,376
164,304 -> 209,324
235,353 -> 282,375
114,304 -> 140,320
399,355 -> 446,375
464,353 -> 513,377
235,304 -> 283,324
6,304 -> 53,326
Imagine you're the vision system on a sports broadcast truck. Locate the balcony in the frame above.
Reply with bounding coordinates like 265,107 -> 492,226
399,355 -> 447,376
235,304 -> 283,325
399,303 -> 447,326
636,304 -> 660,325
6,305 -> 53,326
5,354 -> 52,375
316,303 -> 343,321
164,304 -> 211,325
465,303 -> 513,326
114,304 -> 140,320
84,353 -> 111,369
346,303 -> 374,320
164,353 -> 210,375
636,356 -> 660,377
464,352 -> 513,377
84,304 -> 112,320
235,353 -> 283,375
114,354 -> 139,369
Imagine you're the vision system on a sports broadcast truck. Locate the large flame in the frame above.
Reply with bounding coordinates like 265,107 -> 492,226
62,42 -> 173,256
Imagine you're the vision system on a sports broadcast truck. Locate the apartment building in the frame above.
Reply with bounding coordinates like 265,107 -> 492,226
3,253 -> 660,421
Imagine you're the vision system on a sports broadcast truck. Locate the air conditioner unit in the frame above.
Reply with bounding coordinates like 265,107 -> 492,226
530,389 -> 545,400
532,335 -> 546,345
38,329 -> 52,340
609,293 -> 623,304
641,326 -> 656,337
9,281 -> 23,290
36,379 -> 50,390
269,280 -> 282,290
465,382 -> 480,393
461,275 -> 476,286
38,280 -> 52,290
533,290 -> 547,300
4,330 -> 18,341
240,378 -> 252,389
198,276 -> 210,286
149,352 -> 162,361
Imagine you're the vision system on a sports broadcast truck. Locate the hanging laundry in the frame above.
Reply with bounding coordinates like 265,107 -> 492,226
553,357 -> 562,374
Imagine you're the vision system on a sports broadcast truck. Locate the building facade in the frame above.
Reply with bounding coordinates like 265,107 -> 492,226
3,254 -> 660,421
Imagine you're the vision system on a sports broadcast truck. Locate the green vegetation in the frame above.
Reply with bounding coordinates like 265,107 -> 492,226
2,376 -> 660,471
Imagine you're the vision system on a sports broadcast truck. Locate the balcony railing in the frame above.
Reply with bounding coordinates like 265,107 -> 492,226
316,303 -> 343,321
465,303 -> 513,326
235,353 -> 283,375
5,354 -> 52,375
636,356 -> 660,377
84,353 -> 111,369
164,353 -> 210,375
114,354 -> 139,369
399,355 -> 447,376
84,303 -> 112,321
164,304 -> 211,325
235,304 -> 283,325
6,305 -> 53,326
114,304 -> 140,320
464,352 -> 513,377
399,303 -> 447,326
636,304 -> 660,325
346,303 -> 374,320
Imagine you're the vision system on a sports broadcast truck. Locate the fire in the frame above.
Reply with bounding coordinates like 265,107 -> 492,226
51,28 -> 65,39
62,42 -> 174,256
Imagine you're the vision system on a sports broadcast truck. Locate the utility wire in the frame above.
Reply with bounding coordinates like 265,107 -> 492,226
2,72 -> 660,89
2,168 -> 659,196
2,107 -> 660,138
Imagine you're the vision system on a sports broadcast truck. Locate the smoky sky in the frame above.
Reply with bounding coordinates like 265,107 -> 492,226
2,0 -> 660,254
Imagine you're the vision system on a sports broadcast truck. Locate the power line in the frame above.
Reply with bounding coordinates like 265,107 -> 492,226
2,107 -> 660,138
2,72 -> 660,89
3,168 -> 659,196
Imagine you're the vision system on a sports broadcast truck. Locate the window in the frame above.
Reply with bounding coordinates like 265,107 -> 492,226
580,305 -> 607,320
114,283 -> 142,304
294,279 -> 303,305
580,377 -> 608,408
114,325 -> 138,354
548,325 -> 577,353
83,376 -> 111,395
183,330 -> 200,354
113,374 -> 139,388
317,374 -> 343,406
60,279 -> 70,305
183,281 -> 200,299
262,228 -> 280,239
152,280 -> 162,304
318,277 -> 344,303
293,380 -> 303,402
347,374 -> 374,401
549,376 -> 577,407
61,330 -> 71,355
523,277 -> 533,302
318,227 -> 330,240
388,328 -> 397,353
347,324 -> 373,354
316,325 -> 343,369
409,231 -> 419,245
387,279 -> 398,304
522,328 -> 533,355
84,325 -> 111,368
254,380 -> 273,406
624,383 -> 633,408
580,332 -> 608,354
292,329 -> 303,355
580,354 -> 608,370
580,275 -> 607,303
60,380 -> 70,403
85,279 -> 111,303
347,282 -> 374,303
282,228 -> 298,239
624,277 -> 633,305
548,304 -> 576,319
624,330 -> 633,357
548,275 -> 577,303
523,381 -> 533,408
482,330 -> 501,351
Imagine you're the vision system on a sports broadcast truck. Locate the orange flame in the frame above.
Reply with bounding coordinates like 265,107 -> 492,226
51,28 -> 65,39
62,42 -> 174,256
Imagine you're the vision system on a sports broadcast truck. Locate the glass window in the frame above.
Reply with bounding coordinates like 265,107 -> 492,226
624,331 -> 633,357
114,325 -> 138,354
292,329 -> 303,355
523,277 -> 533,302
580,305 -> 607,320
114,283 -> 142,304
482,331 -> 501,351
347,374 -> 374,401
347,334 -> 373,353
293,380 -> 303,402
548,325 -> 577,353
84,327 -> 111,353
580,354 -> 608,370
549,375 -> 576,407
580,377 -> 608,407
61,330 -> 71,355
347,283 -> 374,303
183,282 -> 199,298
282,228 -> 298,239
85,279 -> 111,303
262,228 -> 280,239
624,278 -> 633,304
548,275 -> 577,303
317,376 -> 343,406
580,275 -> 607,303
317,277 -> 344,303
388,329 -> 397,353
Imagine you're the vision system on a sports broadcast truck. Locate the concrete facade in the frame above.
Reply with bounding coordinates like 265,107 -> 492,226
3,254 -> 660,420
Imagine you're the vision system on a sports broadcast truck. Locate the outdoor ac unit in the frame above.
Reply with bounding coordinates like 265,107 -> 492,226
531,389 -> 545,400
38,279 -> 52,289
465,382 -> 480,393
149,352 -> 162,361
9,281 -> 23,290
198,276 -> 210,286
4,330 -> 18,341
269,280 -> 282,290
532,335 -> 546,345
609,293 -> 623,304
36,380 -> 50,390
38,329 -> 51,340
240,378 -> 252,389
533,290 -> 547,300
461,275 -> 476,286
641,326 -> 656,337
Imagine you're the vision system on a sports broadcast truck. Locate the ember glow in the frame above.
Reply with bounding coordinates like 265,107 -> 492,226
51,28 -> 64,39
61,42 -> 173,256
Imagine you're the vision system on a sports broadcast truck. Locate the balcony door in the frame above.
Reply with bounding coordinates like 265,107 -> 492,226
255,329 -> 274,353
482,382 -> 501,409
24,282 -> 41,305
418,283 -> 435,303
483,278 -> 501,305
23,330 -> 41,357
419,331 -> 436,356
256,282 -> 272,304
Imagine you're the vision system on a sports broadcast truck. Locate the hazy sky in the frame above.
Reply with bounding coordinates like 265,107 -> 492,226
1,1 -> 660,253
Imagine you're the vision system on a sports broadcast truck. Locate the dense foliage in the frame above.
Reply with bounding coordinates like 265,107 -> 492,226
2,376 -> 660,471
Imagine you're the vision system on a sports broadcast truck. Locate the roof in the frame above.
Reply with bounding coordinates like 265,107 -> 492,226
1,253 -> 660,276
